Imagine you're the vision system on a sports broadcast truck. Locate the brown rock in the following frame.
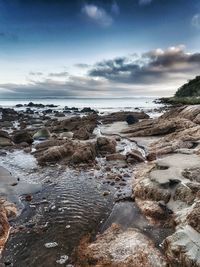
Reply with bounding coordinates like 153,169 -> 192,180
73,127 -> 90,140
133,178 -> 171,203
187,202 -> 200,233
126,149 -> 145,163
106,153 -> 126,161
76,224 -> 167,267
12,130 -> 33,144
96,137 -> 116,155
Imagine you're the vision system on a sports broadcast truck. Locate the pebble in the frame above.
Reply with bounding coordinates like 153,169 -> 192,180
56,255 -> 69,264
44,242 -> 58,248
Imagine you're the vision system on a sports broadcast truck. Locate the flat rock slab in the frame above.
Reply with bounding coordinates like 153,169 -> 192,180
150,154 -> 200,185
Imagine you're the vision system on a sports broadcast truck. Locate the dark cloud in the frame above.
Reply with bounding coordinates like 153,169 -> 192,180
89,46 -> 200,84
75,63 -> 90,69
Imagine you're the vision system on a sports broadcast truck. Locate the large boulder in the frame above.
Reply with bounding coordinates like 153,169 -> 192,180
71,143 -> 96,164
126,149 -> 145,163
76,224 -> 167,267
35,140 -> 96,165
0,108 -> 19,122
33,127 -> 51,140
0,199 -> 17,252
51,114 -> 98,134
73,127 -> 90,140
0,130 -> 12,147
12,130 -> 33,145
163,225 -> 200,267
96,137 -> 116,155
126,115 -> 139,125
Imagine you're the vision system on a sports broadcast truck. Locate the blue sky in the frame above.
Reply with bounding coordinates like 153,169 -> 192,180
0,0 -> 200,98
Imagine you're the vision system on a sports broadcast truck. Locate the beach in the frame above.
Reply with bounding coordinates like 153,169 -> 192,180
0,100 -> 199,267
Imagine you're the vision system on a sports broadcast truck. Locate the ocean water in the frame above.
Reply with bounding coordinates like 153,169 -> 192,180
0,97 -> 161,113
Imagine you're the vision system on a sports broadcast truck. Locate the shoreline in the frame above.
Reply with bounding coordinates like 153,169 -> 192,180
0,102 -> 199,266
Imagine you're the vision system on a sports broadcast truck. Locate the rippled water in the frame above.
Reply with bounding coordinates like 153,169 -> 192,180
1,166 -> 114,267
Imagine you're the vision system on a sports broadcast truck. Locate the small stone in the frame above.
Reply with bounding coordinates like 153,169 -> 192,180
44,242 -> 58,248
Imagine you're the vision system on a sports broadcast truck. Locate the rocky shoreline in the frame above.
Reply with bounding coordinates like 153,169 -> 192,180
0,103 -> 200,266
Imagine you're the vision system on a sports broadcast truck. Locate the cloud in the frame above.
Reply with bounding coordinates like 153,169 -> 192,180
74,63 -> 90,69
82,4 -> 113,27
89,45 -> 200,84
139,0 -> 152,5
1,46 -> 200,98
48,71 -> 69,77
29,71 -> 43,76
192,14 -> 200,29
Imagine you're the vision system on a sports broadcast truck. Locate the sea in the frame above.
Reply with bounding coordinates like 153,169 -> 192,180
0,97 -> 162,116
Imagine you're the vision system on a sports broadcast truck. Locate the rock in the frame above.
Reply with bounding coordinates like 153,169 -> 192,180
0,206 -> 10,251
36,141 -> 75,165
35,139 -> 66,150
44,242 -> 58,248
60,132 -> 74,139
122,118 -> 193,137
186,202 -> 200,233
173,182 -> 200,205
0,130 -> 10,139
35,140 -> 96,165
0,108 -> 19,122
54,112 -> 65,117
76,224 -> 167,267
0,121 -> 13,128
163,225 -> 200,267
126,114 -> 139,125
106,153 -> 126,161
101,111 -> 149,124
33,127 -> 51,140
0,199 -> 17,252
96,137 -> 116,155
71,143 -> 96,164
0,131 -> 12,147
80,107 -> 97,114
27,102 -> 45,108
0,137 -> 12,147
15,104 -> 23,108
73,127 -> 90,140
182,168 -> 200,183
52,114 -> 98,134
161,105 -> 200,123
12,130 -> 33,145
126,149 -> 145,163
133,178 -> 171,203
136,199 -> 172,224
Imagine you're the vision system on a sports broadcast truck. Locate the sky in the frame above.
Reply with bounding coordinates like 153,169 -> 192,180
0,0 -> 200,98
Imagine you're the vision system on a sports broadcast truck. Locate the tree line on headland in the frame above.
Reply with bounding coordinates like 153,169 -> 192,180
158,75 -> 200,105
